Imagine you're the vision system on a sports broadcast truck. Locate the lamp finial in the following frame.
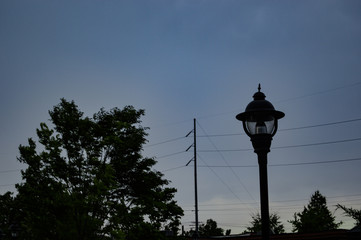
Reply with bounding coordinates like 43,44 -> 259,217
258,84 -> 261,92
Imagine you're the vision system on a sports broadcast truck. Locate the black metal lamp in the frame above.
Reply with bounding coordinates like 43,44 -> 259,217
236,84 -> 284,240
236,84 -> 284,152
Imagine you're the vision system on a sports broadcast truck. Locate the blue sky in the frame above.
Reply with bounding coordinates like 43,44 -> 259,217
1,0 -> 361,234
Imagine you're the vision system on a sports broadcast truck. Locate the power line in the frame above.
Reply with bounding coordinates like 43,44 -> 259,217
197,133 -> 242,137
142,117 -> 361,151
279,117 -> 361,132
145,136 -> 186,148
198,157 -> 361,168
271,157 -> 361,167
147,81 -> 361,130
160,165 -> 187,172
197,117 -> 361,138
159,156 -> 361,175
156,151 -> 188,159
198,137 -> 361,152
154,133 -> 361,180
196,121 -> 258,205
182,193 -> 361,208
182,195 -> 361,212
274,137 -> 361,149
274,81 -> 361,103
197,154 -> 255,213
154,129 -> 194,168
187,198 -> 361,212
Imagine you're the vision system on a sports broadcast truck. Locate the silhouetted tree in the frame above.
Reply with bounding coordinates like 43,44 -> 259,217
198,219 -> 224,236
245,212 -> 285,235
1,99 -> 183,240
336,204 -> 361,227
289,190 -> 341,233
0,192 -> 18,239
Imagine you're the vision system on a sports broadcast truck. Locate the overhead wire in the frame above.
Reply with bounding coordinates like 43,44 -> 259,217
160,165 -> 187,172
180,193 -> 361,208
196,120 -> 258,206
145,81 -> 361,130
182,194 -> 361,212
144,117 -> 361,162
147,116 -> 361,175
182,193 -> 361,208
144,136 -> 186,148
279,117 -> 361,132
147,117 -> 361,143
160,156 -> 361,174
152,117 -> 361,209
4,119 -> 359,175
198,137 -> 361,152
274,81 -> 361,104
197,157 -> 361,168
196,117 -> 361,138
274,137 -> 361,149
196,154 -> 255,213
156,151 -> 188,159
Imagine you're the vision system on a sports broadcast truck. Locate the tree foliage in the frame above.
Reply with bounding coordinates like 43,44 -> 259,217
289,190 -> 341,233
245,212 -> 285,235
0,192 -> 18,238
198,219 -> 225,237
0,99 -> 183,239
336,204 -> 361,227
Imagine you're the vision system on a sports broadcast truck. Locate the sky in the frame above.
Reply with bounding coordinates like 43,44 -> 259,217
1,0 -> 361,234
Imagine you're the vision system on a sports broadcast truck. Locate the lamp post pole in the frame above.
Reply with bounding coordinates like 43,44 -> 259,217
258,153 -> 270,240
252,134 -> 271,240
236,85 -> 284,240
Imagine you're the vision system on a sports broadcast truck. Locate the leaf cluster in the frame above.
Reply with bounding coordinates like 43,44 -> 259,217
1,99 -> 183,240
336,204 -> 361,227
245,212 -> 285,235
198,219 -> 225,237
289,190 -> 342,233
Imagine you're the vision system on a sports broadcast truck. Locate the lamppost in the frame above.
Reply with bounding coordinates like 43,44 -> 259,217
236,84 -> 284,240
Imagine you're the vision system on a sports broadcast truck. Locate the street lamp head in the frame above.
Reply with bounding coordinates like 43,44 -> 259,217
236,84 -> 284,137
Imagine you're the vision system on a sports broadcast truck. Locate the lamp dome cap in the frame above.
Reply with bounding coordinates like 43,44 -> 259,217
236,85 -> 285,121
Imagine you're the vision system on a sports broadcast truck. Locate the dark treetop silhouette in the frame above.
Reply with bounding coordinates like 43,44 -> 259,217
0,99 -> 183,240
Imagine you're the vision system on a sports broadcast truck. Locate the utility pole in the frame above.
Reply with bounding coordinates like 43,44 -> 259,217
193,118 -> 199,239
186,119 -> 199,239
